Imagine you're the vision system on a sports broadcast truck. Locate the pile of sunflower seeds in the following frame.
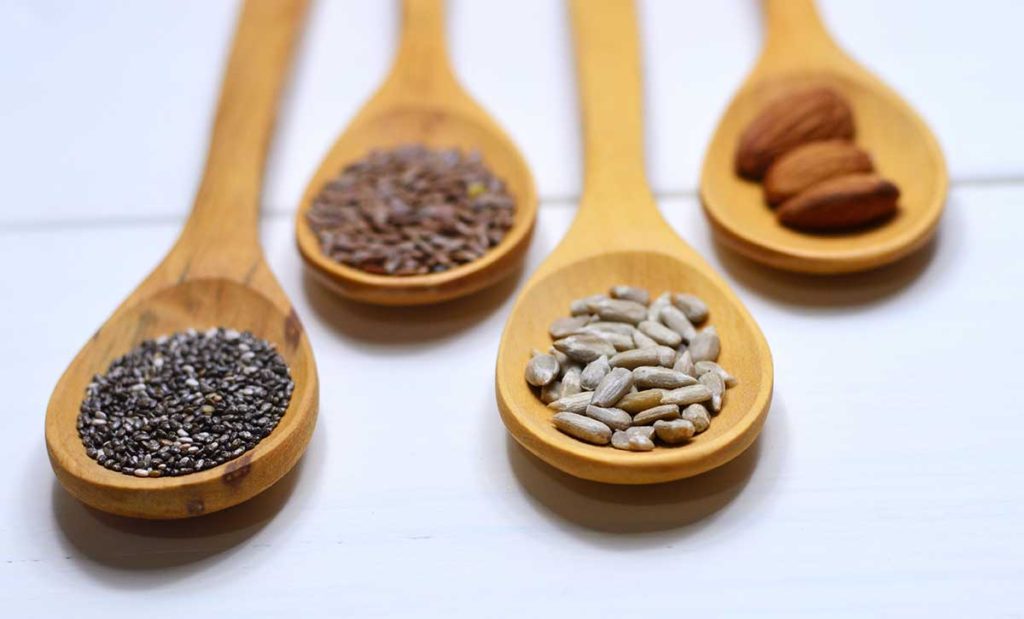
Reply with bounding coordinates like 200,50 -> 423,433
78,328 -> 294,478
524,286 -> 737,451
306,145 -> 516,276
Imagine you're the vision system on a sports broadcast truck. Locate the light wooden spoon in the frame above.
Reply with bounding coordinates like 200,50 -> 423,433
700,0 -> 948,274
295,0 -> 537,306
495,0 -> 773,485
44,0 -> 318,519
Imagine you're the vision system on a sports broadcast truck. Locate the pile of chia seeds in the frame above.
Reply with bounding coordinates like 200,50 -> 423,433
77,328 -> 294,478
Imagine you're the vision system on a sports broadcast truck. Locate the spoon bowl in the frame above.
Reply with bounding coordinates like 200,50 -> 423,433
295,0 -> 537,305
700,0 -> 947,274
496,0 -> 772,484
44,0 -> 317,519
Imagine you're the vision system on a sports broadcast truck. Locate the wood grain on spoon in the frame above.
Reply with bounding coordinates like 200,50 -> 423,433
494,0 -> 772,484
294,0 -> 537,306
700,0 -> 947,274
44,0 -> 318,519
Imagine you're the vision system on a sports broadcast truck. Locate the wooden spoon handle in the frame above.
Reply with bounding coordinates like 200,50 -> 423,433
759,0 -> 838,70
381,0 -> 459,102
175,0 -> 308,272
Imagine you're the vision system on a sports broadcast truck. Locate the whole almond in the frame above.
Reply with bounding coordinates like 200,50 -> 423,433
777,173 -> 900,231
763,140 -> 873,205
736,86 -> 854,179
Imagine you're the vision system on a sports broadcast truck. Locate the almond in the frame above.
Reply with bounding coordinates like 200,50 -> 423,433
736,87 -> 854,180
763,140 -> 873,206
776,173 -> 899,231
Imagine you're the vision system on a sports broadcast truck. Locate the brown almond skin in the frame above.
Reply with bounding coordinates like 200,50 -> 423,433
736,87 -> 855,180
763,140 -> 873,206
776,173 -> 900,232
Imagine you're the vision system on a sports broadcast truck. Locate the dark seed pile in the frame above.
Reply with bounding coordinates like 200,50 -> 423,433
78,328 -> 294,478
306,144 -> 516,276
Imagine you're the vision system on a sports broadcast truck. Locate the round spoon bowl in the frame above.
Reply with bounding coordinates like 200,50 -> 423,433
702,72 -> 946,274
496,250 -> 773,484
296,107 -> 537,305
46,279 -> 318,519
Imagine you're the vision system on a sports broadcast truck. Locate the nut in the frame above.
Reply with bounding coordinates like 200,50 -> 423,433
763,139 -> 873,205
553,412 -> 612,445
777,173 -> 900,231
736,86 -> 855,179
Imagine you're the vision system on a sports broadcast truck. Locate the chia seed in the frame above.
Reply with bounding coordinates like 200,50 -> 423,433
77,328 -> 294,478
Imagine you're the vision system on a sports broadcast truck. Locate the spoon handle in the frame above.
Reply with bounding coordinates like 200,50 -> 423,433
381,0 -> 459,102
568,0 -> 660,233
175,0 -> 308,274
759,0 -> 839,70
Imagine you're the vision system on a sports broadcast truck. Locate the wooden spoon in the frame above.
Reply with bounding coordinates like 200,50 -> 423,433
44,0 -> 318,519
700,0 -> 948,274
495,0 -> 773,484
294,0 -> 537,306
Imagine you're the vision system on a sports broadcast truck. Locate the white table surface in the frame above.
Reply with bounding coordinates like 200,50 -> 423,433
2,1 -> 1023,616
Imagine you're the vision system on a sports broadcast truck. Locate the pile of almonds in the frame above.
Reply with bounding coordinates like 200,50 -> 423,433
736,86 -> 900,232
524,286 -> 737,451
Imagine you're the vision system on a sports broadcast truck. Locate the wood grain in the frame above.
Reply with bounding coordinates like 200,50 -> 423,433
294,0 -> 537,305
699,0 -> 948,274
44,0 -> 318,519
494,0 -> 773,484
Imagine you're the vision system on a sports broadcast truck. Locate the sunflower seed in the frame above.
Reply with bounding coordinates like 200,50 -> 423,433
633,404 -> 681,426
549,348 -> 572,373
661,384 -> 712,406
671,293 -> 709,324
561,365 -> 583,396
611,430 -> 655,451
681,403 -> 711,433
570,294 -> 608,315
553,333 -> 617,363
699,371 -> 725,412
581,321 -> 637,336
633,329 -> 658,349
525,354 -> 560,387
632,366 -> 698,389
594,298 -> 647,324
581,356 -> 611,390
609,346 -> 676,369
689,326 -> 720,362
617,389 -> 667,413
648,292 -> 671,322
626,426 -> 655,440
553,412 -> 612,445
610,285 -> 650,305
591,368 -> 634,407
547,391 -> 593,413
638,320 -> 683,347
585,405 -> 632,431
659,305 -> 697,342
694,361 -> 737,387
549,315 -> 591,339
673,350 -> 696,377
654,419 -> 696,444
540,380 -> 564,404
578,328 -> 634,351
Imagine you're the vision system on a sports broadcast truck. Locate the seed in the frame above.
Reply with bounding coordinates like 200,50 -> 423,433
561,365 -> 583,396
632,366 -> 698,389
611,430 -> 655,451
540,380 -> 564,404
581,356 -> 611,390
673,350 -> 696,377
647,292 -> 671,322
609,346 -> 675,369
661,384 -> 712,406
581,321 -> 637,336
694,361 -> 737,387
617,389 -> 667,413
575,328 -> 633,351
549,348 -> 572,373
570,294 -> 608,315
632,404 -> 681,426
699,371 -> 725,412
671,293 -> 709,324
525,354 -> 560,387
547,391 -> 593,413
638,320 -> 683,347
553,333 -> 617,363
681,403 -> 711,433
626,426 -> 655,441
633,329 -> 658,349
585,405 -> 632,431
609,285 -> 650,305
659,305 -> 697,342
653,419 -> 696,444
594,298 -> 647,324
553,412 -> 612,445
549,315 -> 591,339
591,368 -> 634,407
688,326 -> 721,362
